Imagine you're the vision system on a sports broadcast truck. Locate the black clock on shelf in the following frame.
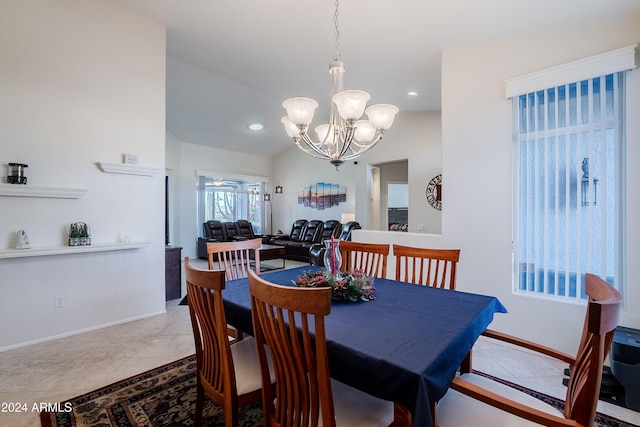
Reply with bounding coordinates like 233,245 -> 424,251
426,174 -> 442,210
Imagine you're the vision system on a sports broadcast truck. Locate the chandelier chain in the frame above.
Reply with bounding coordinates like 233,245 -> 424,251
333,0 -> 341,62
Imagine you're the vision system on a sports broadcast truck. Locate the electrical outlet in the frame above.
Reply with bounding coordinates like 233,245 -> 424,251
55,295 -> 65,308
417,224 -> 427,231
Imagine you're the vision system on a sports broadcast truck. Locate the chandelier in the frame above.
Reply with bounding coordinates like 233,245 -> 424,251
281,0 -> 399,170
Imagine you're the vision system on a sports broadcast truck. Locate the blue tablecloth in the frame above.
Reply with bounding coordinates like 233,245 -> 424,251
223,266 -> 507,427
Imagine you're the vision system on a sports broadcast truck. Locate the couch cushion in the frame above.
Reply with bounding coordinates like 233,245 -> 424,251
236,220 -> 255,239
319,220 -> 342,241
289,219 -> 308,242
301,220 -> 323,243
203,220 -> 226,241
339,221 -> 361,241
223,222 -> 240,240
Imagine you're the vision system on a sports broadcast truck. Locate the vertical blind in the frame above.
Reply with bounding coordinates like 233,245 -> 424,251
513,73 -> 623,300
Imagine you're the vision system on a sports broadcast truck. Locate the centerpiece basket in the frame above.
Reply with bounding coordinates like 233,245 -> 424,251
293,269 -> 376,302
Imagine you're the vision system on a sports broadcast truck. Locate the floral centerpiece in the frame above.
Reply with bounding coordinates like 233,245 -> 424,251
293,269 -> 376,302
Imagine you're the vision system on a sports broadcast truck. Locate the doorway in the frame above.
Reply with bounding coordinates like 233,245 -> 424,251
368,160 -> 409,231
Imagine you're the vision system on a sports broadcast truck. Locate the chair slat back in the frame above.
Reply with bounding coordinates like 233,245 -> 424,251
184,258 -> 236,407
393,245 -> 460,289
248,270 -> 335,427
564,274 -> 621,426
340,241 -> 390,279
207,238 -> 261,280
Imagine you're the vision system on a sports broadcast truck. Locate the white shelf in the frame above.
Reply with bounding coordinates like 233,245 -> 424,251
0,241 -> 151,259
0,184 -> 87,199
98,162 -> 161,176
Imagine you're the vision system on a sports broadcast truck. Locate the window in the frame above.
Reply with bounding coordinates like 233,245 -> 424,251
197,176 -> 264,235
513,72 -> 624,301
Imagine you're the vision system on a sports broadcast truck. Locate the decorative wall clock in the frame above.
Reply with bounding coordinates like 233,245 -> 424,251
426,174 -> 442,210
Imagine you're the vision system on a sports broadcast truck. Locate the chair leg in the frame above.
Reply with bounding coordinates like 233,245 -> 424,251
225,400 -> 238,427
431,401 -> 436,426
460,348 -> 472,374
194,380 -> 204,426
392,402 -> 412,426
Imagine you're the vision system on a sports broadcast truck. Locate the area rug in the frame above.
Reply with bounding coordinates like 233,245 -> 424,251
40,355 -> 262,427
472,370 -> 636,427
41,355 -> 635,427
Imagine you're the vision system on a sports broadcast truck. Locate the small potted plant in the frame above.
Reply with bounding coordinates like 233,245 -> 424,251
69,222 -> 91,246
79,223 -> 90,245
69,224 -> 80,246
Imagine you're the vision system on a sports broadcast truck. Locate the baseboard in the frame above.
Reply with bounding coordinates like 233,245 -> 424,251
0,309 -> 167,353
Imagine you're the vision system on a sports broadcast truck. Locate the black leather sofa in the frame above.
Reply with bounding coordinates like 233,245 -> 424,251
309,221 -> 362,267
270,219 -> 343,263
197,219 -> 256,259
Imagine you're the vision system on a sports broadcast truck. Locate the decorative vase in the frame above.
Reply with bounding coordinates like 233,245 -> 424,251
323,238 -> 342,280
15,229 -> 30,249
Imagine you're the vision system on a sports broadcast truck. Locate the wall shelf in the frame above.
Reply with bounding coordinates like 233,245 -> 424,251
0,183 -> 87,199
0,241 -> 151,259
98,162 -> 160,176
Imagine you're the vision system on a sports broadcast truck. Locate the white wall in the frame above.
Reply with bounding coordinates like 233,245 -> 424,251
356,111 -> 443,233
0,0 -> 166,350
271,111 -> 442,234
270,145 -> 357,233
359,17 -> 640,355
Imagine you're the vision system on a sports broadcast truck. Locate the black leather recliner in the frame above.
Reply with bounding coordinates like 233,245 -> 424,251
284,220 -> 323,262
271,219 -> 308,246
197,220 -> 227,259
309,221 -> 362,267
318,220 -> 342,244
205,220 -> 226,241
223,221 -> 241,241
236,219 -> 255,240
197,219 -> 257,259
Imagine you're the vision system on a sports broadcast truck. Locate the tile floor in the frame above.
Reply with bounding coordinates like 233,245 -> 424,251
1,259 -> 638,427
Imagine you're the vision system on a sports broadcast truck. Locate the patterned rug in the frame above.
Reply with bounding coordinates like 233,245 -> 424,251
40,355 -> 262,427
40,355 -> 635,427
472,371 -> 636,427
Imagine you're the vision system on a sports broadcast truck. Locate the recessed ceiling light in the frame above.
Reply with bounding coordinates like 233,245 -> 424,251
407,91 -> 418,97
248,123 -> 264,131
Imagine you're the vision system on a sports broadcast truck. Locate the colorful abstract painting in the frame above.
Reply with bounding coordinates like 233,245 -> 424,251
298,182 -> 347,210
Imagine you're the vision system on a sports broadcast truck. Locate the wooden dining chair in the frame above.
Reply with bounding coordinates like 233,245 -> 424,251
207,238 -> 262,342
435,273 -> 621,427
248,270 -> 404,427
393,244 -> 460,289
184,257 -> 273,427
340,241 -> 390,279
207,238 -> 262,280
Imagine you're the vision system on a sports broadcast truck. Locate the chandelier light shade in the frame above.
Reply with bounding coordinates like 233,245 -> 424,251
281,0 -> 399,169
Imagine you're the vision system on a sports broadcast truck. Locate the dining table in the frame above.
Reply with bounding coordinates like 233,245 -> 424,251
222,265 -> 507,427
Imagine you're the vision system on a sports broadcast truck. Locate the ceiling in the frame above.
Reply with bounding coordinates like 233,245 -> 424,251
110,0 -> 640,157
